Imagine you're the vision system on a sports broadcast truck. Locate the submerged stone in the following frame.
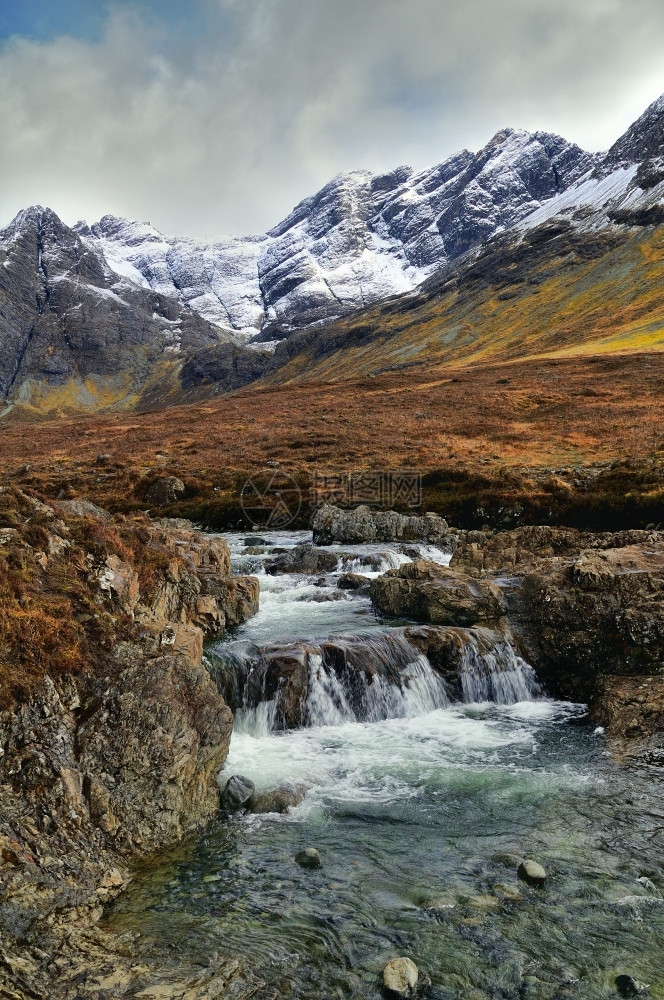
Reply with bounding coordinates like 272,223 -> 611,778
295,847 -> 321,869
383,957 -> 419,996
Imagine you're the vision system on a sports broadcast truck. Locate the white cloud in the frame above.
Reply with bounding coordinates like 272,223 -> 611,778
1,0 -> 664,236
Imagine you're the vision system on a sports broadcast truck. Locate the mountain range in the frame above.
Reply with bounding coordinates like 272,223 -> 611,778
1,92 -> 664,417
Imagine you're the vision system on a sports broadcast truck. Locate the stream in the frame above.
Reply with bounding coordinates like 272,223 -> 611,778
106,531 -> 664,999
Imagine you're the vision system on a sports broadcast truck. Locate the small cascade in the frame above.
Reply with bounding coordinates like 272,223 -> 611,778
337,548 -> 411,576
207,631 -> 449,735
454,628 -> 541,704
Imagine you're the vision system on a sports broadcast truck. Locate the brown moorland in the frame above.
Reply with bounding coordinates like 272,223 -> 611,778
1,348 -> 663,530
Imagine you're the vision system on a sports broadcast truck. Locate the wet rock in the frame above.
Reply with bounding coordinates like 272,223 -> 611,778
248,783 -> 307,814
370,560 -> 504,625
467,894 -> 501,911
144,476 -> 186,506
337,572 -> 371,592
382,957 -> 419,996
492,883 -> 524,902
220,775 -> 256,812
615,975 -> 648,997
515,543 -> 664,730
424,895 -> 456,912
265,541 -> 343,575
518,859 -> 547,885
295,847 -> 321,869
244,536 -> 268,546
313,503 -> 455,548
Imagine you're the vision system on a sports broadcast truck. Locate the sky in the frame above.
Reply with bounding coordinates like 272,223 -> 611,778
1,0 -> 664,237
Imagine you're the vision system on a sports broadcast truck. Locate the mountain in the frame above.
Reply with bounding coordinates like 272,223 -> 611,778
75,129 -> 595,342
1,92 -> 664,417
0,206 -> 240,415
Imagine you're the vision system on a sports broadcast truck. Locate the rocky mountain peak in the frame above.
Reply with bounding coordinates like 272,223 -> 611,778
605,92 -> 664,167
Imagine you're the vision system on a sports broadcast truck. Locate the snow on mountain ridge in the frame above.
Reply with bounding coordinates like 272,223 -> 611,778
74,127 -> 595,340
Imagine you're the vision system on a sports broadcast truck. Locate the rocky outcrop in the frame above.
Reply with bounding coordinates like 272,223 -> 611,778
370,559 -> 504,626
451,525 -> 664,576
312,504 -> 456,547
515,545 -> 664,709
0,496 -> 259,998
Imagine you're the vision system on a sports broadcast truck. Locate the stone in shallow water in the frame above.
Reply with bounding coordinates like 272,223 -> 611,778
492,883 -> 524,902
383,957 -> 419,996
424,895 -> 456,912
615,975 -> 648,997
518,859 -> 547,885
467,894 -> 501,911
295,847 -> 321,869
247,783 -> 307,814
220,775 -> 255,812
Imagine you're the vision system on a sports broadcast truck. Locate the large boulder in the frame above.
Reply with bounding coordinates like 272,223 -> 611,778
312,504 -> 456,547
515,544 -> 664,734
265,541 -> 344,575
370,560 -> 504,625
144,476 -> 186,507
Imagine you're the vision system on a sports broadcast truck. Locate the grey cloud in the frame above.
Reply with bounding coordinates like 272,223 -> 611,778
1,0 -> 664,236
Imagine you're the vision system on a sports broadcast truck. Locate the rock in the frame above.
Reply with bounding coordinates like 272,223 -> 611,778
451,525 -> 664,576
220,775 -> 256,812
424,896 -> 456,912
516,543 -> 664,727
144,476 -> 186,506
265,541 -> 343,575
180,342 -> 271,393
370,560 -> 504,625
55,498 -> 112,521
615,975 -> 648,997
96,453 -> 112,465
492,883 -> 524,902
244,536 -> 268,546
382,957 -> 419,996
518,859 -> 547,885
337,572 -> 371,592
295,847 -> 321,869
247,783 -> 307,814
312,504 -> 455,548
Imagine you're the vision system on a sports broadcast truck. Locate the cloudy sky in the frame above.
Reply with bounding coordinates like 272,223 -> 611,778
1,0 -> 664,237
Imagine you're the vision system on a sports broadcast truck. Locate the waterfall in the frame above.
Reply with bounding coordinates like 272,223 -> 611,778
207,631 -> 450,735
207,625 -> 541,736
336,549 -> 411,575
454,628 -> 541,704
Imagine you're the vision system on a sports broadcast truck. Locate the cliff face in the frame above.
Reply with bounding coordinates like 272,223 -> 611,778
0,492 -> 259,998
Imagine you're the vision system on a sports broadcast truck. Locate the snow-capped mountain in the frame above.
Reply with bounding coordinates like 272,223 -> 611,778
2,91 -> 664,416
74,128 -> 596,341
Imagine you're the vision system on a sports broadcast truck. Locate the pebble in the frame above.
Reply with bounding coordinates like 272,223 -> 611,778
518,859 -> 547,886
383,957 -> 419,996
295,847 -> 321,869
